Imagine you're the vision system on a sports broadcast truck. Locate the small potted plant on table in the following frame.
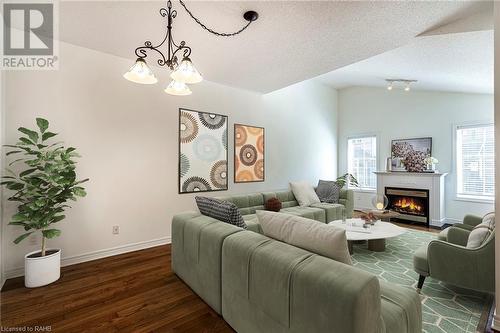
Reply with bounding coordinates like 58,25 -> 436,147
1,118 -> 88,288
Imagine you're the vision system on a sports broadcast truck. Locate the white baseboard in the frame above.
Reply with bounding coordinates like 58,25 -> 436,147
4,236 -> 171,279
444,218 -> 462,225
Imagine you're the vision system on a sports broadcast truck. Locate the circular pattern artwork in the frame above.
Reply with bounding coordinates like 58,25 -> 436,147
254,159 -> 264,179
240,144 -> 258,166
182,176 -> 211,192
236,170 -> 254,182
180,111 -> 199,143
234,124 -> 264,183
199,113 -> 226,129
235,126 -> 247,147
210,160 -> 227,189
179,109 -> 228,193
180,153 -> 190,177
193,134 -> 221,162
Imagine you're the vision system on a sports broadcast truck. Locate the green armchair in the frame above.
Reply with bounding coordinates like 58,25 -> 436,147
413,214 -> 495,294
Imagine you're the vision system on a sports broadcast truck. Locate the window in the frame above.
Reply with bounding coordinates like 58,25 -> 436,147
456,124 -> 494,201
347,136 -> 377,190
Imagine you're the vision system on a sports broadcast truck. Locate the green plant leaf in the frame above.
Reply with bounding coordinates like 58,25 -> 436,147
18,127 -> 39,143
19,168 -> 37,177
0,181 -> 14,186
6,182 -> 24,190
13,232 -> 33,244
6,150 -> 22,156
73,187 -> 87,197
42,132 -> 57,141
36,118 -> 49,133
11,213 -> 28,222
18,137 -> 35,146
50,215 -> 65,223
42,229 -> 61,239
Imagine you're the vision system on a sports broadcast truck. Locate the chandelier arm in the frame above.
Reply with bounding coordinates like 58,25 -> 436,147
178,0 -> 253,37
134,45 -> 168,67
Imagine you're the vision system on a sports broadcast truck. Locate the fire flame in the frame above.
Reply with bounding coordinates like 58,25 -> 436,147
394,197 -> 422,212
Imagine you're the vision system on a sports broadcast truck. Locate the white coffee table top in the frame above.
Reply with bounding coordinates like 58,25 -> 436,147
328,218 -> 406,241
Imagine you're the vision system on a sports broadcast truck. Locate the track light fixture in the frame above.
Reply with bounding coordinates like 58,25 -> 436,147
124,0 -> 258,96
385,79 -> 417,92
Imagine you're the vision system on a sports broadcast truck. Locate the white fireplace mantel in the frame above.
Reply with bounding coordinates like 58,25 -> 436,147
374,171 -> 448,227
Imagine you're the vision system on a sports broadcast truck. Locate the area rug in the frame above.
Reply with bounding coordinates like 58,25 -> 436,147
351,229 -> 489,333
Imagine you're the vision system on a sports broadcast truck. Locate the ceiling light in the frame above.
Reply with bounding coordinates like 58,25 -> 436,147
404,83 -> 411,92
123,58 -> 158,84
385,79 -> 417,92
124,0 -> 258,96
171,57 -> 203,84
387,81 -> 393,91
165,80 -> 192,96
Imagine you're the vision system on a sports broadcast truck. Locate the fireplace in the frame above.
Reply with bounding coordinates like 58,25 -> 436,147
385,187 -> 429,225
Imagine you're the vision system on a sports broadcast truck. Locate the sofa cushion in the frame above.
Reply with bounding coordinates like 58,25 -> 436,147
256,211 -> 352,265
217,193 -> 265,215
290,181 -> 321,206
413,244 -> 429,276
310,202 -> 345,222
315,180 -> 342,203
379,281 -> 422,333
195,196 -> 247,229
467,212 -> 495,248
437,228 -> 448,241
262,191 -> 298,208
281,206 -> 326,223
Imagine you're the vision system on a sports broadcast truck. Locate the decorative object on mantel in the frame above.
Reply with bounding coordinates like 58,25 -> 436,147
1,118 -> 89,288
386,79 -> 418,92
423,156 -> 439,173
123,0 -> 258,96
179,108 -> 228,193
391,137 -> 432,173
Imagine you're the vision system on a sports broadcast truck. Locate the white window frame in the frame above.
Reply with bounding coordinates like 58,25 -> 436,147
347,134 -> 378,192
453,122 -> 494,203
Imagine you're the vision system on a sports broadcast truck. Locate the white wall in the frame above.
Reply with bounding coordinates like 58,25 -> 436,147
2,41 -> 338,276
337,86 -> 494,223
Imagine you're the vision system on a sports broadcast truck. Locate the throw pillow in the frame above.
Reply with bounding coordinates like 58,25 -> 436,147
265,197 -> 282,212
315,180 -> 342,203
466,212 -> 495,248
256,210 -> 352,265
290,181 -> 321,207
195,196 -> 247,229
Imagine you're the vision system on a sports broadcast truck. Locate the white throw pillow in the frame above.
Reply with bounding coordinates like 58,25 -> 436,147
290,181 -> 320,206
256,210 -> 352,265
466,212 -> 495,249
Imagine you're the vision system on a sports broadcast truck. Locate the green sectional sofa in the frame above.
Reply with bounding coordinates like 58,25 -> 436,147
172,199 -> 422,333
217,189 -> 354,228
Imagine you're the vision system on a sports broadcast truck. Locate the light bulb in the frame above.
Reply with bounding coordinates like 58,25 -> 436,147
170,57 -> 203,84
404,83 -> 410,92
387,84 -> 393,91
123,58 -> 158,84
376,202 -> 384,210
164,80 -> 192,96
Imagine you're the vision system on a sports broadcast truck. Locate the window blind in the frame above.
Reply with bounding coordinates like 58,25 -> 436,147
347,136 -> 377,190
456,124 -> 494,200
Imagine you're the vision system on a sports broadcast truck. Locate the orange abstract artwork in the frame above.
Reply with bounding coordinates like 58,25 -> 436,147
234,124 -> 264,182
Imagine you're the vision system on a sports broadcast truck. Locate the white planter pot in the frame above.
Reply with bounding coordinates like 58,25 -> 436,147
25,248 -> 61,288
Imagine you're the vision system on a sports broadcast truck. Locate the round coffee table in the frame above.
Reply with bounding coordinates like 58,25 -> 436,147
329,218 -> 406,253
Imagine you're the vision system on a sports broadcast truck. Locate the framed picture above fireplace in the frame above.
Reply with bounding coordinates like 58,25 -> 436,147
391,137 -> 432,172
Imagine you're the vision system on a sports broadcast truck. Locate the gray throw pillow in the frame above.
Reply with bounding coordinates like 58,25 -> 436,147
195,196 -> 247,229
315,180 -> 342,203
466,212 -> 494,248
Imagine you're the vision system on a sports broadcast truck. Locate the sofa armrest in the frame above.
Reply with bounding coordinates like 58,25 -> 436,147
339,189 -> 354,218
446,227 -> 470,246
427,238 -> 495,293
463,214 -> 482,228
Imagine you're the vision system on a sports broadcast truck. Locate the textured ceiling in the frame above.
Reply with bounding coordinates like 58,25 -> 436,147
316,30 -> 493,94
58,1 -> 490,93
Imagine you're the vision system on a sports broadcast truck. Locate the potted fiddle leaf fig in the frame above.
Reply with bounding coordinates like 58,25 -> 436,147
1,118 -> 89,288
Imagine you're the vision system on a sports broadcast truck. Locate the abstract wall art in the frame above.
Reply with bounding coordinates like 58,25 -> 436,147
179,108 -> 228,193
391,137 -> 432,172
234,124 -> 264,183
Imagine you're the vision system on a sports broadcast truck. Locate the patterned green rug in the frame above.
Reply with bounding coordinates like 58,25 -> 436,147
350,229 -> 489,333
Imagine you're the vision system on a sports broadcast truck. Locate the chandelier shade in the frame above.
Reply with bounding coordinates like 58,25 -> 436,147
165,80 -> 192,96
170,57 -> 203,84
123,58 -> 158,84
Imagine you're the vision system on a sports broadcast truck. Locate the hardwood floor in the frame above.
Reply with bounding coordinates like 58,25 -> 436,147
1,245 -> 234,333
0,220 -> 443,333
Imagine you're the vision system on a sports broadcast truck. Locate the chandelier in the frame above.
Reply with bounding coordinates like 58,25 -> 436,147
123,0 -> 258,96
